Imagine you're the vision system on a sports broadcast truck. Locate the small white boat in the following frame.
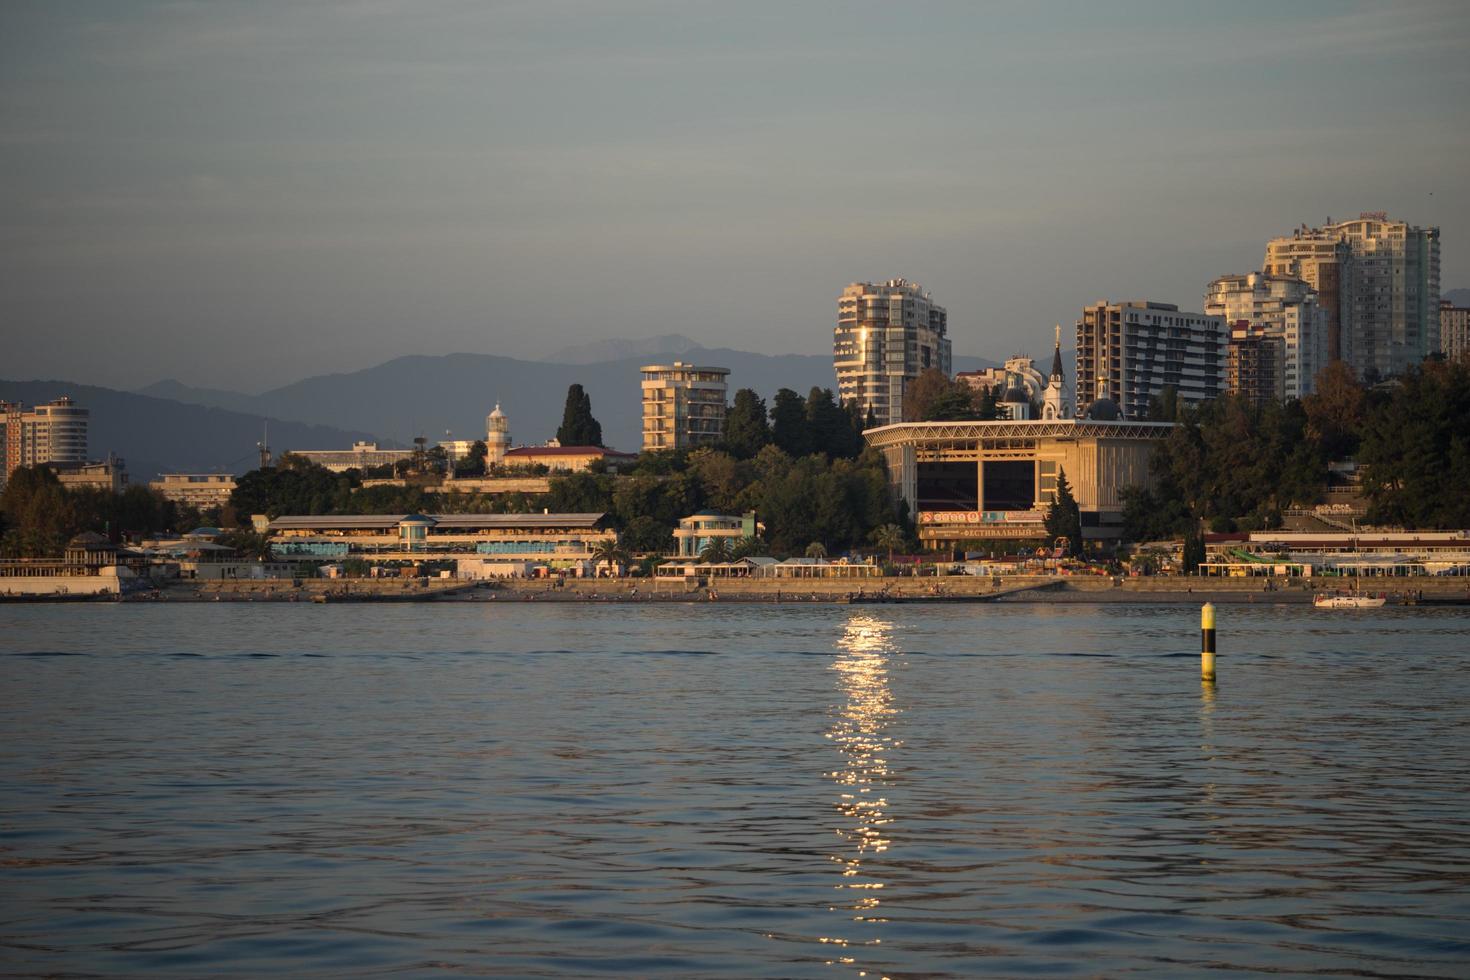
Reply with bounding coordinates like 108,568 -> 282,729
1314,593 -> 1387,609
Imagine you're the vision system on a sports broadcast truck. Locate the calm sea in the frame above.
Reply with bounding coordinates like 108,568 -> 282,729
2,602 -> 1469,978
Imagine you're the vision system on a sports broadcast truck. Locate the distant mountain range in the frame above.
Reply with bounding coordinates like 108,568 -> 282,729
1445,288 -> 1470,307
133,346 -> 1006,456
0,380 -> 375,482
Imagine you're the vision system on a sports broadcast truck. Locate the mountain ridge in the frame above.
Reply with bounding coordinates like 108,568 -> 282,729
128,347 -> 1006,453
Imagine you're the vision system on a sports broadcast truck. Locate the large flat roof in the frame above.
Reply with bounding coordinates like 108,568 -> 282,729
267,513 -> 607,531
864,419 -> 1175,447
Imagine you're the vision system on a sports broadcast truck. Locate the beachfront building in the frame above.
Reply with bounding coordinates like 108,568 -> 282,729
1215,530 -> 1470,577
0,532 -> 141,597
957,356 -> 1045,405
284,442 -> 414,474
641,362 -> 729,452
1442,300 -> 1470,361
673,511 -> 764,558
1,396 -> 90,489
262,512 -> 617,577
864,414 -> 1174,547
1074,300 -> 1226,421
835,279 -> 951,425
1206,272 -> 1328,400
150,473 -> 238,508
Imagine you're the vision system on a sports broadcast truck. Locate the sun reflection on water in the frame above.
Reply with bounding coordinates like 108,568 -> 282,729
821,614 -> 901,973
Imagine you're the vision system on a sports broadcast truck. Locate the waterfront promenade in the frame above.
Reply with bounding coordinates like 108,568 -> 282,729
108,574 -> 1470,605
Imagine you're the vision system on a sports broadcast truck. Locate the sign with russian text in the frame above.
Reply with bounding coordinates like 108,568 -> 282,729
920,510 -> 1044,525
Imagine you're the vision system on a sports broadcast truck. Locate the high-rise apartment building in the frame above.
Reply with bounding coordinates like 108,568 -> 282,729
835,279 -> 950,425
1441,300 -> 1470,362
1264,213 -> 1440,377
1075,300 -> 1226,421
640,362 -> 729,452
1226,325 -> 1282,408
1263,232 -> 1348,362
1205,272 -> 1328,400
1,396 -> 90,489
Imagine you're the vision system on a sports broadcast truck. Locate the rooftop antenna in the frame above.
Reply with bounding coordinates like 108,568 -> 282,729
257,421 -> 272,469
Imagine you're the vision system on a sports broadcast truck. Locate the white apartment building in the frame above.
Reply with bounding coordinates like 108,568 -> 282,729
835,279 -> 951,425
640,362 -> 729,452
1,396 -> 89,488
1205,273 -> 1328,400
1265,212 -> 1440,378
1075,301 -> 1226,421
150,473 -> 238,509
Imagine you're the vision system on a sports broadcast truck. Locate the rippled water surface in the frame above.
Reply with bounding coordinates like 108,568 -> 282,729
3,602 -> 1470,977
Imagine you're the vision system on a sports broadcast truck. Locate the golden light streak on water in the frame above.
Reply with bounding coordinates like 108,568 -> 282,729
825,614 -> 902,969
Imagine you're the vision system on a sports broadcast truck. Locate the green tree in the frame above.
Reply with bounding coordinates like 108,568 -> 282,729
805,387 -> 860,458
769,388 -> 810,457
1043,467 -> 1083,557
804,541 -> 827,559
546,471 -> 613,514
871,523 -> 905,564
731,534 -> 768,559
590,540 -> 630,576
698,537 -> 733,563
723,388 -> 770,459
1303,360 -> 1366,459
556,383 -> 604,447
1357,359 -> 1470,528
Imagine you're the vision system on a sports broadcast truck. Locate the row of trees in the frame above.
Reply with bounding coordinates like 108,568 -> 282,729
1123,359 -> 1470,540
0,467 -> 209,558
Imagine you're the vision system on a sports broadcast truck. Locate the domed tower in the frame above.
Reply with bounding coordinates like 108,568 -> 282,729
999,371 -> 1032,420
485,403 -> 511,465
1042,324 -> 1071,420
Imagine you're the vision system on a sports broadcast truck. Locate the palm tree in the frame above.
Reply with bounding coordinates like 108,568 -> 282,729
731,535 -> 768,559
590,540 -> 630,577
871,523 -> 905,566
804,541 -> 827,560
698,537 -> 734,563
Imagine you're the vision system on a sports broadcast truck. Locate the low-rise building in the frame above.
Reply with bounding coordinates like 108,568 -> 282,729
674,511 -> 763,557
501,444 -> 638,473
284,442 -> 414,474
48,457 -> 128,494
150,473 -> 237,508
263,512 -> 617,575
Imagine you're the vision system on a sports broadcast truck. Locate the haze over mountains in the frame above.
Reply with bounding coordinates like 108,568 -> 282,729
0,380 -> 375,483
134,344 -> 1005,458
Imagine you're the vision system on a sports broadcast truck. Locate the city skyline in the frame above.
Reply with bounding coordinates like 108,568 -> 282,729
3,1 -> 1468,393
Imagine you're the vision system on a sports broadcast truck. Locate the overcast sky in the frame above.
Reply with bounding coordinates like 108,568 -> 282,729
3,0 -> 1468,392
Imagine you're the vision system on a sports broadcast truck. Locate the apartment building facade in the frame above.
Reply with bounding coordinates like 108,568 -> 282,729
835,279 -> 951,425
1205,272 -> 1328,400
1265,213 -> 1440,377
1,396 -> 90,488
640,362 -> 729,452
1442,300 -> 1470,361
1075,301 -> 1226,421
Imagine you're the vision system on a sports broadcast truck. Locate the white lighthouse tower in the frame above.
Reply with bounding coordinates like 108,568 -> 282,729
485,403 -> 511,465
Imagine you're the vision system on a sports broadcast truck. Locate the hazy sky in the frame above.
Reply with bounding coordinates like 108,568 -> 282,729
3,0 -> 1468,392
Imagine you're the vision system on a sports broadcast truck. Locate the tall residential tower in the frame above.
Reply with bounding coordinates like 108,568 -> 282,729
1075,301 -> 1225,421
1265,212 -> 1440,377
835,279 -> 950,426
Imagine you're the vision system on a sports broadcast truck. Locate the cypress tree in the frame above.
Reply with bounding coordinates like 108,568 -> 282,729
556,384 -> 603,447
1043,466 -> 1083,557
723,388 -> 770,459
769,388 -> 810,457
